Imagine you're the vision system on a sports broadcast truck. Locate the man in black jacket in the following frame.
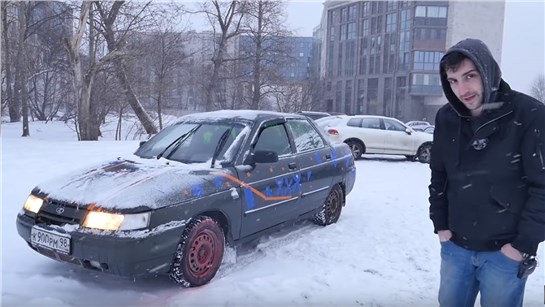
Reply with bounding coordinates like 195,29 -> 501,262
429,38 -> 545,307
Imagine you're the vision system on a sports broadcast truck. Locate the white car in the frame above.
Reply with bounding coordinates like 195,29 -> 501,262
405,120 -> 432,131
316,115 -> 433,163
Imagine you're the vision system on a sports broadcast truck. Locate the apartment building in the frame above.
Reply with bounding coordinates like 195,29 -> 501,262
318,0 -> 505,122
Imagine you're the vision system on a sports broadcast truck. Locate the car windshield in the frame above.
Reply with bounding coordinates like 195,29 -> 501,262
135,121 -> 248,164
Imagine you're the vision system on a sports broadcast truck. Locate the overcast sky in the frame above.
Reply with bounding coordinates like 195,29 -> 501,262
285,0 -> 545,94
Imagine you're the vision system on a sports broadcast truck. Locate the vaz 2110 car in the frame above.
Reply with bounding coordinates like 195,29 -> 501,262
16,110 -> 356,287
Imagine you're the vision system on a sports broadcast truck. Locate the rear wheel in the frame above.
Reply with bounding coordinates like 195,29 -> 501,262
345,140 -> 364,160
170,216 -> 225,287
417,143 -> 432,164
314,184 -> 344,226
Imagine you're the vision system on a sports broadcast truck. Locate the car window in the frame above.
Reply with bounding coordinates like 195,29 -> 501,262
361,118 -> 382,129
347,118 -> 362,127
170,124 -> 245,163
254,124 -> 293,156
384,119 -> 407,131
286,119 -> 325,152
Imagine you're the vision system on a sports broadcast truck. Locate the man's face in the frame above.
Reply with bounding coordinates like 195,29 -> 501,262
446,58 -> 484,116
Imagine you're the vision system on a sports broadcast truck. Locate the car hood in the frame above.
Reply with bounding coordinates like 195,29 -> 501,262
34,157 -> 235,211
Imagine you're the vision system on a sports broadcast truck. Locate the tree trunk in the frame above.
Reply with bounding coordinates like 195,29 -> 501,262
157,78 -> 164,130
113,59 -> 157,135
1,2 -> 17,122
250,1 -> 264,110
12,2 -> 28,123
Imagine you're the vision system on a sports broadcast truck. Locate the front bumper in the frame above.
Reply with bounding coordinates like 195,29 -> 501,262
16,213 -> 186,278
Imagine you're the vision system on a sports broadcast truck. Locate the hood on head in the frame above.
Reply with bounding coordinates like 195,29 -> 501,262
439,38 -> 502,117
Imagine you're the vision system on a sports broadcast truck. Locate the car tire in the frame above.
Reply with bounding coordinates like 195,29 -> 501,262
346,140 -> 364,160
405,155 -> 416,161
417,143 -> 432,164
170,216 -> 225,287
313,184 -> 344,226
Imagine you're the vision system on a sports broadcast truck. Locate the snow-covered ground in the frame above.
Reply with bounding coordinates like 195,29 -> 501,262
1,120 -> 544,306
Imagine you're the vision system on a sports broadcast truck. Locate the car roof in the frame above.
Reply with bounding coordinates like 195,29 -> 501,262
176,110 -> 308,124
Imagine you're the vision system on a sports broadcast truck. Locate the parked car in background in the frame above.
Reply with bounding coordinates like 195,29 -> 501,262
317,115 -> 433,163
423,125 -> 435,134
405,120 -> 432,131
16,110 -> 356,287
297,111 -> 333,120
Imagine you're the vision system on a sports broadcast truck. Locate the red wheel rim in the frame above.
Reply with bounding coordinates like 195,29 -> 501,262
188,229 -> 219,277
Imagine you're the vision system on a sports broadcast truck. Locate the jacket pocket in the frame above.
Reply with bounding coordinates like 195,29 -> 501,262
489,184 -> 526,215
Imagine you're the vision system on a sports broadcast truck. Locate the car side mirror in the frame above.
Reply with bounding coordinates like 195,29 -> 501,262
245,150 -> 279,165
405,128 -> 412,135
254,150 -> 279,163
139,140 -> 146,147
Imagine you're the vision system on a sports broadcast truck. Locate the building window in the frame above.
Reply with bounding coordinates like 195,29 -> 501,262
371,16 -> 383,34
413,51 -> 443,71
341,7 -> 348,22
329,26 -> 336,41
384,77 -> 393,116
345,80 -> 353,114
362,19 -> 369,36
386,13 -> 397,33
348,5 -> 358,21
411,73 -> 442,94
387,1 -> 398,11
414,6 -> 448,26
347,22 -> 356,39
335,81 -> 343,111
337,43 -> 343,77
345,41 -> 356,76
340,24 -> 347,41
400,9 -> 411,30
362,2 -> 370,17
367,78 -> 379,114
357,79 -> 365,113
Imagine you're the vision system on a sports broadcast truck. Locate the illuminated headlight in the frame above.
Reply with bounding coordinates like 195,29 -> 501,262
82,211 -> 151,231
23,195 -> 44,214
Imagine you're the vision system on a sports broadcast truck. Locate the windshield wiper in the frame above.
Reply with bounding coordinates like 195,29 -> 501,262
210,128 -> 233,168
156,125 -> 200,160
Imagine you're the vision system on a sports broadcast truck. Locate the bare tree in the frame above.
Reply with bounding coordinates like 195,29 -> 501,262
145,4 -> 191,129
241,0 -> 293,110
530,74 -> 545,103
94,1 -> 157,135
198,0 -> 246,111
64,1 -> 99,140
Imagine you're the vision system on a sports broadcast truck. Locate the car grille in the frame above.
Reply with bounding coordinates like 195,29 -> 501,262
36,199 -> 87,226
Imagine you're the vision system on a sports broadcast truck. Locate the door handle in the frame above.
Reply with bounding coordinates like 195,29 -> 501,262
325,154 -> 331,160
288,162 -> 297,170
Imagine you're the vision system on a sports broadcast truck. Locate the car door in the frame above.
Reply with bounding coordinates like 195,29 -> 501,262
358,117 -> 386,153
237,120 -> 301,238
382,118 -> 416,154
285,118 -> 334,215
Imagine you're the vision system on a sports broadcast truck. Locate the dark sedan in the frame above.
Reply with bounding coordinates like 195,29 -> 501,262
16,110 -> 356,287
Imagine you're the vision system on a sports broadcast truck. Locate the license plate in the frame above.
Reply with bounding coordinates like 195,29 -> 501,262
30,227 -> 71,254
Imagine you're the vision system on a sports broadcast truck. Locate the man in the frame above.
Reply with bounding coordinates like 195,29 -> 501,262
429,38 -> 545,307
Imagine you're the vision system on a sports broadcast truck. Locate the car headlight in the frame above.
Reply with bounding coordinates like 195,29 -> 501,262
23,195 -> 44,214
82,211 -> 151,231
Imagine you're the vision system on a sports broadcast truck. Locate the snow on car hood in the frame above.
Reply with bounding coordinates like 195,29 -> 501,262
35,156 -> 231,211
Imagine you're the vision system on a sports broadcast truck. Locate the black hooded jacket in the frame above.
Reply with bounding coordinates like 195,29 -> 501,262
429,38 -> 545,255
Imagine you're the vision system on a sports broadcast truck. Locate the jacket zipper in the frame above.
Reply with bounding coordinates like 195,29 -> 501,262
473,110 -> 513,133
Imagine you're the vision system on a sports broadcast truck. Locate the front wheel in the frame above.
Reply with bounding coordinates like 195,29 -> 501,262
170,216 -> 225,287
314,184 -> 344,226
417,143 -> 432,164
